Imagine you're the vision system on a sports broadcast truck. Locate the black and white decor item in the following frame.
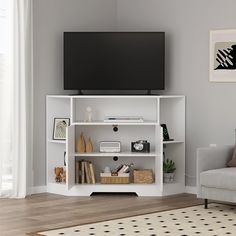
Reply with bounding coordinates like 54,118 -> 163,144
210,29 -> 236,82
53,118 -> 70,140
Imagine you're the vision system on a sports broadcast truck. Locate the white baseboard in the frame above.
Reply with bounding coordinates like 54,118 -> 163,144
28,185 -> 47,195
185,186 -> 197,194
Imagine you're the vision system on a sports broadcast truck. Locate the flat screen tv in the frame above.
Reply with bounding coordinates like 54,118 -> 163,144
64,32 -> 165,91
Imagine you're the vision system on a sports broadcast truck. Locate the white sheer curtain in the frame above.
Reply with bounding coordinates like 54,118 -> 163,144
0,0 -> 33,198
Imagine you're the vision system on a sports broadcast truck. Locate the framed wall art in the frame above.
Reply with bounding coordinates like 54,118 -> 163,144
210,29 -> 236,82
53,118 -> 70,140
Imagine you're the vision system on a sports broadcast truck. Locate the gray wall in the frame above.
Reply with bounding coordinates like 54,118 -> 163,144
33,0 -> 236,187
117,0 -> 236,185
33,0 -> 116,186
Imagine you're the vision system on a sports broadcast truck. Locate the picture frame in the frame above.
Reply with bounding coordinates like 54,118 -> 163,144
210,29 -> 236,82
53,118 -> 70,140
160,124 -> 174,141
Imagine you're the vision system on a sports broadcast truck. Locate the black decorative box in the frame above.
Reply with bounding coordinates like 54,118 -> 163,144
131,140 -> 150,153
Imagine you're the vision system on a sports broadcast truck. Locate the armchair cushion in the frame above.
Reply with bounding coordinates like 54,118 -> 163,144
200,167 -> 236,190
227,144 -> 236,167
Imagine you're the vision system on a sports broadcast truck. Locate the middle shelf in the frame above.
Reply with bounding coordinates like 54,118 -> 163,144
71,152 -> 159,157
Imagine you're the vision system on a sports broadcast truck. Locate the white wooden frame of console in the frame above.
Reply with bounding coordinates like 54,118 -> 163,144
46,95 -> 185,196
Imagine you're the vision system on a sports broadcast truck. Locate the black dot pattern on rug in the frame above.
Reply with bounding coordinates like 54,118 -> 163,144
37,203 -> 236,236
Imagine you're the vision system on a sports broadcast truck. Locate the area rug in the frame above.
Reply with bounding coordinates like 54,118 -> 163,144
34,203 -> 236,236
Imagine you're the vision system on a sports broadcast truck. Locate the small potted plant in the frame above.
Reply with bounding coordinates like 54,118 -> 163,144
163,158 -> 176,183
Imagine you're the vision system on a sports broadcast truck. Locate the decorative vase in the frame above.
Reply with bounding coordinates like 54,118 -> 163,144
86,137 -> 93,153
163,172 -> 175,183
76,132 -> 86,153
85,106 -> 92,122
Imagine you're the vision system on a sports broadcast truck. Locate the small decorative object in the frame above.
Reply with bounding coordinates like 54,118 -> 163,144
104,166 -> 111,173
160,124 -> 173,141
76,132 -> 86,153
100,141 -> 121,153
54,167 -> 64,183
85,106 -> 92,122
64,151 -> 66,166
163,158 -> 176,183
131,140 -> 150,153
133,169 -> 154,184
210,29 -> 236,82
86,137 -> 93,153
53,118 -> 70,140
62,169 -> 66,183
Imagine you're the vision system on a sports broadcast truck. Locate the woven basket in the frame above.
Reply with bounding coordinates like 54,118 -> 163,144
133,169 -> 154,184
100,173 -> 130,184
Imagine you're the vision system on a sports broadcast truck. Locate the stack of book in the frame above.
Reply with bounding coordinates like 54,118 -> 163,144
112,164 -> 132,174
75,158 -> 96,184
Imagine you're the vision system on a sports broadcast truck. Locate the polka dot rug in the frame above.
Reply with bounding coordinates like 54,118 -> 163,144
35,203 -> 236,236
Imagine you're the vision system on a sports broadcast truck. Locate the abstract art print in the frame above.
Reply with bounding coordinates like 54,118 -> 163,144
210,29 -> 236,82
53,118 -> 70,140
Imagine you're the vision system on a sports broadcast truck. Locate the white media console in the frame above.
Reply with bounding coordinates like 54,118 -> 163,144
46,95 -> 185,196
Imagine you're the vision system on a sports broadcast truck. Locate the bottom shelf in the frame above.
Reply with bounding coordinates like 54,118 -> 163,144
47,182 -> 161,196
47,182 -> 185,196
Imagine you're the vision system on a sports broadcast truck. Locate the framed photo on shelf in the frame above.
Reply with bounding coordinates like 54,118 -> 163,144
210,29 -> 236,82
53,118 -> 70,140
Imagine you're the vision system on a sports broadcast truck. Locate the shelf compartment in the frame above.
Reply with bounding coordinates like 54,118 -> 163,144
74,125 -> 159,155
71,97 -> 159,124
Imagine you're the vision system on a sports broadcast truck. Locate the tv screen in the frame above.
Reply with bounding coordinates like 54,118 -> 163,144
64,32 -> 165,90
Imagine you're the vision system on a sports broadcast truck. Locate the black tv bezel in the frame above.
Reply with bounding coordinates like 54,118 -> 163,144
63,32 -> 165,91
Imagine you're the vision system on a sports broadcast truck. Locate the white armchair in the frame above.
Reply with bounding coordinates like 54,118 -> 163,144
197,145 -> 235,208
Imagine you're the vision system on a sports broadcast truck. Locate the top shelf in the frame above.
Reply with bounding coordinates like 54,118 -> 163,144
47,95 -> 185,99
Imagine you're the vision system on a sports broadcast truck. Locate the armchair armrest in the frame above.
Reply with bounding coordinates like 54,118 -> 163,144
196,145 -> 233,197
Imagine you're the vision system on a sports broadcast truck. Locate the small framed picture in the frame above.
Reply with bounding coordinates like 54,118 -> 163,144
161,124 -> 174,141
53,118 -> 70,140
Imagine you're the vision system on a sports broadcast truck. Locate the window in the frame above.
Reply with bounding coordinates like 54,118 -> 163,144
0,0 -> 13,193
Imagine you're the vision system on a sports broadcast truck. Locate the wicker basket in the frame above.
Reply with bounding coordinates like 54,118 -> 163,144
133,169 -> 154,184
100,173 -> 130,184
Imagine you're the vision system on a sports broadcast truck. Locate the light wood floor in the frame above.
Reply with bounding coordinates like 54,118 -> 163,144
0,193 -> 202,236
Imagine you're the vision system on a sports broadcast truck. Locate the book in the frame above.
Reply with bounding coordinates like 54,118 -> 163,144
112,164 -> 123,173
118,165 -> 128,174
89,162 -> 96,184
84,161 -> 91,184
78,160 -> 82,184
81,161 -> 85,184
122,165 -> 130,173
75,158 -> 79,184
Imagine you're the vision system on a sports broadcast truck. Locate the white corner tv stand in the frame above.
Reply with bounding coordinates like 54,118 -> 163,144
46,95 -> 185,196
